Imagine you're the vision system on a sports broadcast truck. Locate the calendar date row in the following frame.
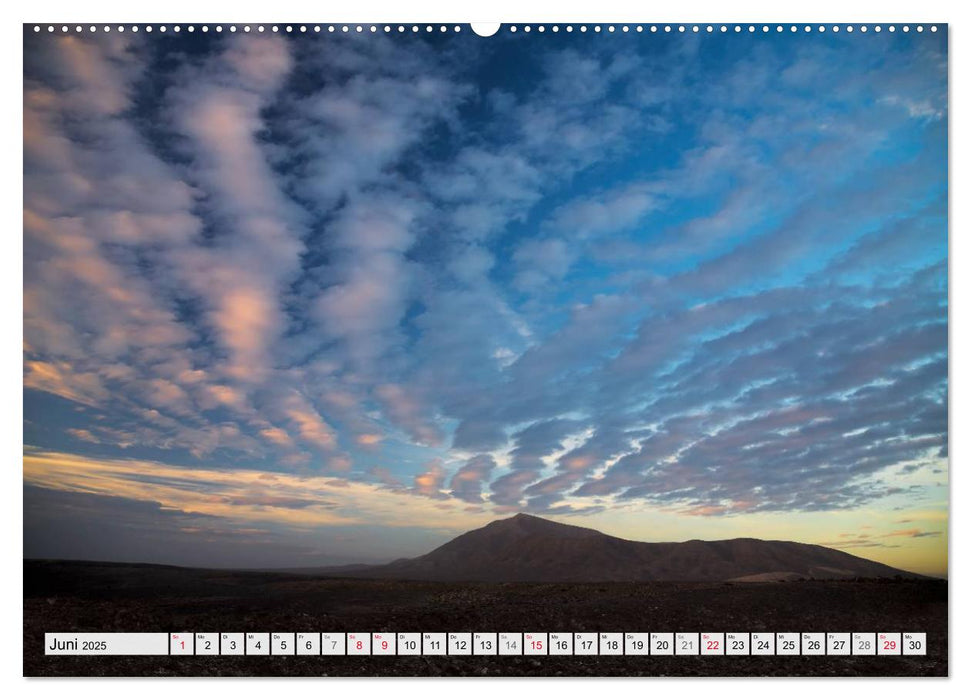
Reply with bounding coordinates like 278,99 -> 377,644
46,632 -> 926,656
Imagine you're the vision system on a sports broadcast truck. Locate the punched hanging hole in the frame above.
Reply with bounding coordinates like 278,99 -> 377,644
471,23 -> 501,37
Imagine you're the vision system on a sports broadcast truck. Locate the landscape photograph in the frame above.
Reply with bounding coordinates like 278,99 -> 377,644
23,23 -> 947,677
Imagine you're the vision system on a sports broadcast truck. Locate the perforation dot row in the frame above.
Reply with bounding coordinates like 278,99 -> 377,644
507,24 -> 938,34
31,24 -> 940,35
33,25 -> 465,34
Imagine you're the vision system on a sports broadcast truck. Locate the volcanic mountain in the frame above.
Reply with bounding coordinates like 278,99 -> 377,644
326,513 -> 919,583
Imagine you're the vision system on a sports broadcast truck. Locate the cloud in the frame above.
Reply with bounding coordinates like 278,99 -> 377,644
512,238 -> 576,291
22,28 -> 947,561
542,182 -> 659,240
24,449 -> 488,533
412,460 -> 449,500
489,419 -> 586,507
374,383 -> 443,447
259,427 -> 292,447
355,433 -> 383,448
66,428 -> 99,444
24,360 -> 108,406
449,454 -> 497,504
884,529 -> 942,539
281,394 -> 337,450
23,483 -> 458,568
312,196 -> 421,369
165,35 -> 305,384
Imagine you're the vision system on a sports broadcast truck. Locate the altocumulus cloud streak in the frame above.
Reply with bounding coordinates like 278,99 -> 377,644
23,28 -> 947,569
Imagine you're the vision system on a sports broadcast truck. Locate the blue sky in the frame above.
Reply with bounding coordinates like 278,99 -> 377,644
23,27 -> 948,573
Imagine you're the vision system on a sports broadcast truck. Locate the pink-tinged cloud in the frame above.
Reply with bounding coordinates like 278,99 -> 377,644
282,395 -> 337,450
259,427 -> 292,447
66,428 -> 99,444
884,529 -> 942,539
412,460 -> 449,500
24,360 -> 108,406
374,383 -> 443,446
449,454 -> 497,504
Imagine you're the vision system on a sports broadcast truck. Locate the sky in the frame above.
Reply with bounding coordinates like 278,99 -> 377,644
23,26 -> 948,575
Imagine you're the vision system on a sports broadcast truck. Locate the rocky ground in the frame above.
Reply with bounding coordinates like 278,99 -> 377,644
24,560 -> 947,677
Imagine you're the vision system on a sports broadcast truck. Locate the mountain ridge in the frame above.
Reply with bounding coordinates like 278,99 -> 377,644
315,513 -> 921,583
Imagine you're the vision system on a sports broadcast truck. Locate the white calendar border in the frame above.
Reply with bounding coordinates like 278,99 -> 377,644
4,0 -> 963,698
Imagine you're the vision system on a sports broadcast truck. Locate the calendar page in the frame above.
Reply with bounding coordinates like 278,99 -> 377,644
22,18 -> 948,679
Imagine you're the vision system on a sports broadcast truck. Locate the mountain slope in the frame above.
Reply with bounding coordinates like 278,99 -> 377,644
330,513 -> 918,583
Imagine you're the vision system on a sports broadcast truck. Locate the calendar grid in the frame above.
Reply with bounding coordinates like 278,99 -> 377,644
44,632 -> 927,657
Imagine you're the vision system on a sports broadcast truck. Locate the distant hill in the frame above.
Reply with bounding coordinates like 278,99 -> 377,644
318,513 -> 920,583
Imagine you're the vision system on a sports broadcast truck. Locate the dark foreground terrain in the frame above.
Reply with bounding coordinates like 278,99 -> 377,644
24,560 -> 947,677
